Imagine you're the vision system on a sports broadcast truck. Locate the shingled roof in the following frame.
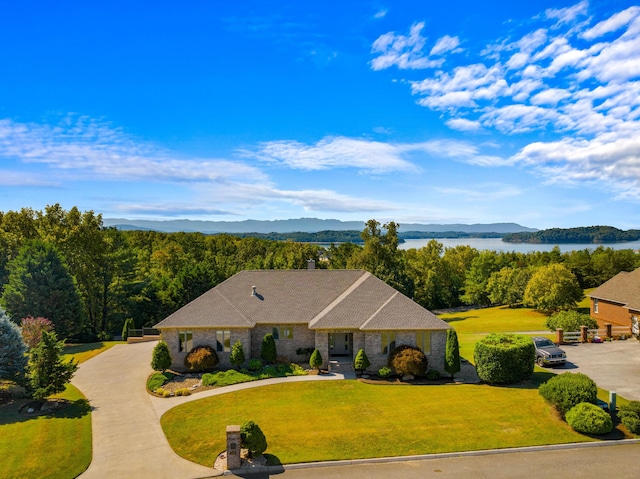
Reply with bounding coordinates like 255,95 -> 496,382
155,269 -> 449,331
588,268 -> 640,312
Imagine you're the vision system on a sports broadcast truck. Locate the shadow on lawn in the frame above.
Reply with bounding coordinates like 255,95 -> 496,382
63,342 -> 107,355
230,454 -> 285,478
0,398 -> 91,426
443,315 -> 479,324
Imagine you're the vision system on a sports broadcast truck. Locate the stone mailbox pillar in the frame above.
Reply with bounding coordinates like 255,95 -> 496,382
580,325 -> 588,343
556,328 -> 564,345
226,425 -> 242,470
606,323 -> 612,339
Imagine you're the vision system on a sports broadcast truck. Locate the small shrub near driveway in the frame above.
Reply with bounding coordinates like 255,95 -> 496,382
566,402 -> 613,435
241,420 -> 268,458
147,372 -> 175,392
538,372 -> 598,417
184,345 -> 219,372
474,333 -> 535,385
151,341 -> 172,372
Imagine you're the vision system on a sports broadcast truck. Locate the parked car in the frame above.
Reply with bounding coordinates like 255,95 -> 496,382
532,336 -> 567,367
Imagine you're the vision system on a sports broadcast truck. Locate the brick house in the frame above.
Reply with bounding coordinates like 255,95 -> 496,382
588,267 -> 640,336
154,267 -> 451,373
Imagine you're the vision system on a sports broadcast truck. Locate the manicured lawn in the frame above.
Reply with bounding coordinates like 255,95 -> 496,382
439,305 -> 550,361
0,384 -> 91,479
161,380 -> 591,466
63,341 -> 125,364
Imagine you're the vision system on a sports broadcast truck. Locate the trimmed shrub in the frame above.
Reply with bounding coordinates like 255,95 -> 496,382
248,359 -> 263,371
147,372 -> 175,392
538,372 -> 598,417
151,341 -> 172,372
229,340 -> 245,368
261,334 -> 277,364
474,333 -> 535,384
354,349 -> 370,372
241,420 -> 268,457
618,401 -> 640,434
202,370 -> 258,387
445,329 -> 461,378
566,402 -> 613,435
378,366 -> 392,378
426,369 -> 441,381
184,345 -> 219,372
546,310 -> 597,333
388,345 -> 428,376
175,388 -> 191,397
309,349 -> 322,370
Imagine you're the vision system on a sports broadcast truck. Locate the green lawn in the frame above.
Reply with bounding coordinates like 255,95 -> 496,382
0,384 -> 91,479
161,380 -> 591,466
439,305 -> 550,361
63,341 -> 125,364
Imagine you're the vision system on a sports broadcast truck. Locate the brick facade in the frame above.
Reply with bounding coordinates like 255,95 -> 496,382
591,298 -> 631,328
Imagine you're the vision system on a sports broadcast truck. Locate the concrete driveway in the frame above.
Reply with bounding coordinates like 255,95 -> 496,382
551,339 -> 640,401
72,341 -> 219,478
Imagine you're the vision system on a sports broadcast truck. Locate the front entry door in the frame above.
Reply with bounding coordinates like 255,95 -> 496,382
329,333 -> 351,356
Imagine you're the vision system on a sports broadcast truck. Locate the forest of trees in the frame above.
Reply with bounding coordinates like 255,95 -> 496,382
503,226 -> 640,244
1,205 -> 638,341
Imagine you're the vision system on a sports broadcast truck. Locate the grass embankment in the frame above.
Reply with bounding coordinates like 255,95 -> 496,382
63,340 -> 125,364
0,384 -> 91,479
161,380 -> 590,466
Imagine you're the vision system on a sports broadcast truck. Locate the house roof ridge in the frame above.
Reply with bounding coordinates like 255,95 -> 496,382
216,288 -> 254,327
308,270 -> 369,328
360,291 -> 399,330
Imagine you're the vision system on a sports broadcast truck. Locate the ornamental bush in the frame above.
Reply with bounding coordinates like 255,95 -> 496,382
261,334 -> 277,364
309,348 -> 322,370
151,341 -> 172,372
378,367 -> 392,378
354,349 -> 370,372
184,345 -> 219,372
538,372 -> 598,417
618,401 -> 640,434
545,310 -> 597,333
388,345 -> 428,376
473,333 -> 535,384
241,420 -> 268,457
229,340 -> 245,368
566,402 -> 613,435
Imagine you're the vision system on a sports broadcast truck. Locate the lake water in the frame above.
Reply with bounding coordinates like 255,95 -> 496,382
398,237 -> 640,253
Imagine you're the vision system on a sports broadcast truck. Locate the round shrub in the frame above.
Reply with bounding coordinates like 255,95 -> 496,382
248,359 -> 263,372
184,345 -> 219,372
378,366 -> 392,378
473,333 -> 535,384
618,401 -> 640,434
538,372 -> 597,417
426,369 -> 441,381
621,415 -> 640,434
241,420 -> 267,457
388,345 -> 428,376
545,310 -> 597,333
566,402 -> 613,435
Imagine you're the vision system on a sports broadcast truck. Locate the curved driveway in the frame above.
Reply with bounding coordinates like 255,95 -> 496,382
72,341 -> 640,479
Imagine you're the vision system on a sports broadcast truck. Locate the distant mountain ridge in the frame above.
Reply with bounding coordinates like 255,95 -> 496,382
103,217 -> 537,235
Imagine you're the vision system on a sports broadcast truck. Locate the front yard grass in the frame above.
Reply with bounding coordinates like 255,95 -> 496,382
63,341 -> 125,364
161,379 -> 591,466
0,383 -> 91,479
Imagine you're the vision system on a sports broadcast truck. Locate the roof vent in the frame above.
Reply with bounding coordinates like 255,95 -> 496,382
251,285 -> 257,297
307,259 -> 315,270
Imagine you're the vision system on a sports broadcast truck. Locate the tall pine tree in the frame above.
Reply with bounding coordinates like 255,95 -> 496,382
1,240 -> 84,339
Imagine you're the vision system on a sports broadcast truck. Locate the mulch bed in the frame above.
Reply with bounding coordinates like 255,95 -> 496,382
18,399 -> 70,416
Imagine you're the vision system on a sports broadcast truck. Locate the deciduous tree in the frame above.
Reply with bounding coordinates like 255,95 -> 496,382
524,264 -> 583,314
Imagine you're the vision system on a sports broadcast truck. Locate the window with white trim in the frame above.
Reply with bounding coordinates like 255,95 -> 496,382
416,331 -> 431,354
216,330 -> 231,352
272,325 -> 294,340
381,332 -> 396,355
178,331 -> 192,352
593,298 -> 599,314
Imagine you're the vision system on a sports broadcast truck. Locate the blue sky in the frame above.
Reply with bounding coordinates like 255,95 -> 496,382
1,0 -> 639,229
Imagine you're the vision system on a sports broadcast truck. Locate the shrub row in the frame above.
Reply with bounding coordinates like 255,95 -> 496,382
474,333 -> 534,384
618,401 -> 640,434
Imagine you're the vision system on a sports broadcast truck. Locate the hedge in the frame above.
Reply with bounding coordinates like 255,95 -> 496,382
473,333 -> 535,384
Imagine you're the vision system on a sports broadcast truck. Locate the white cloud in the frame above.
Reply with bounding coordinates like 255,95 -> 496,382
430,35 -> 461,56
370,22 -> 445,70
373,9 -> 388,19
530,88 -> 571,106
544,0 -> 588,27
251,136 -> 420,173
445,118 -> 482,132
582,6 -> 640,40
435,183 -> 522,201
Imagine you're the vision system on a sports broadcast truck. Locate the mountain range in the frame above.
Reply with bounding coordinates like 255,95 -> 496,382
102,217 -> 537,235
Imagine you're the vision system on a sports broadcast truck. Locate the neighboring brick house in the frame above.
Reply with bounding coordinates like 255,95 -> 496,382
154,267 -> 451,373
588,267 -> 640,336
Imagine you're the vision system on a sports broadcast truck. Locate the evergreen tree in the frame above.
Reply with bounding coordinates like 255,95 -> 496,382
1,240 -> 84,339
151,340 -> 172,372
353,348 -> 370,373
28,330 -> 78,402
444,329 -> 461,378
260,334 -> 277,364
121,317 -> 135,341
0,309 -> 28,383
229,340 -> 245,368
240,420 -> 268,457
309,348 -> 322,371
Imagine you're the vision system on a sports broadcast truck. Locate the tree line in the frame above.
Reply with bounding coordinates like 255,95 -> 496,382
1,207 -> 638,341
503,226 -> 640,244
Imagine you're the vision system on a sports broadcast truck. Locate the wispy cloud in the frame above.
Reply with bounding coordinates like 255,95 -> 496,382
373,8 -> 388,19
372,2 -> 640,200
370,22 -> 447,70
